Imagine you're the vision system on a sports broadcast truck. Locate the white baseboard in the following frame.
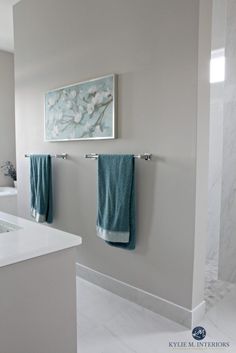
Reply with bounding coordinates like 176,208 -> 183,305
76,263 -> 205,329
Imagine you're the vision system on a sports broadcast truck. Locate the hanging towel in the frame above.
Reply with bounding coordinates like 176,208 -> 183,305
97,154 -> 135,250
30,154 -> 53,223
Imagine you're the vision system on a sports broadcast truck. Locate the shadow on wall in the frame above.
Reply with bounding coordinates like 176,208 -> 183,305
135,155 -> 163,256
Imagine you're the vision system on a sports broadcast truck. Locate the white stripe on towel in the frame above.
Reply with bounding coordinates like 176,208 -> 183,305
96,226 -> 130,243
31,208 -> 46,223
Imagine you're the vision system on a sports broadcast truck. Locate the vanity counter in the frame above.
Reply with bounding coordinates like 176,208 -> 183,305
0,211 -> 82,268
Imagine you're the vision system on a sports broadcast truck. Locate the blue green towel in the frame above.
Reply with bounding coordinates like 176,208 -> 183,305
30,155 -> 53,223
97,154 -> 135,250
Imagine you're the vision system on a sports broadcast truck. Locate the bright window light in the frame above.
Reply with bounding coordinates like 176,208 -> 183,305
210,48 -> 225,84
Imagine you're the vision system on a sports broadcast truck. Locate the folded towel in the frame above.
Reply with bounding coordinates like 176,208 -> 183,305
30,155 -> 53,223
97,154 -> 135,250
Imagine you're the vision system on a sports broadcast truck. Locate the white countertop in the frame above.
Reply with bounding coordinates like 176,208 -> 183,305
0,187 -> 17,196
0,212 -> 82,268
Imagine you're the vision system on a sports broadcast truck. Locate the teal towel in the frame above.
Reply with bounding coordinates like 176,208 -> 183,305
97,154 -> 135,250
30,155 -> 53,223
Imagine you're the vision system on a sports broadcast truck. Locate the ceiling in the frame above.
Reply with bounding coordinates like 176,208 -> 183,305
0,0 -> 21,52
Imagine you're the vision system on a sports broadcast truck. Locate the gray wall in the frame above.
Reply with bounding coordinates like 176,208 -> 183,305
14,0 -> 210,310
219,0 -> 236,283
0,50 -> 16,186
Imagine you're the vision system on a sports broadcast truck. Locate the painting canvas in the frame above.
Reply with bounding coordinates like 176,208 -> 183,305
45,74 -> 116,141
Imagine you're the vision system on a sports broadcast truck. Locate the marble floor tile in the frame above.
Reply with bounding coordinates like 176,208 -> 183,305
77,326 -> 136,353
77,312 -> 99,338
205,286 -> 236,342
205,259 -> 235,311
77,277 -> 133,325
77,277 -> 236,353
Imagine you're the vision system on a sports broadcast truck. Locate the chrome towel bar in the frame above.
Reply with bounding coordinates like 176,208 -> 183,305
84,153 -> 152,161
25,153 -> 152,161
25,153 -> 68,160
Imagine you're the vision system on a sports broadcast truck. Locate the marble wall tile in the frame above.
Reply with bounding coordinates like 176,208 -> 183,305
219,0 -> 236,283
207,92 -> 224,262
207,0 -> 226,265
219,102 -> 236,282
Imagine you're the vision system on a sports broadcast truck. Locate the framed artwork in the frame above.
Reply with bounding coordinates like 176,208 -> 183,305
44,74 -> 117,141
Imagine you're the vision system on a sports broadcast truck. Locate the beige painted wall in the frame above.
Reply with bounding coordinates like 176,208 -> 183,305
14,0 -> 211,310
0,50 -> 16,186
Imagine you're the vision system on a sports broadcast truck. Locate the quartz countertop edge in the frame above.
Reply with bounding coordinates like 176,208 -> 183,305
0,212 -> 82,268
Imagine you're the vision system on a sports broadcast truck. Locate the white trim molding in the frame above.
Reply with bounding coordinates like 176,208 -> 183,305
76,263 -> 205,329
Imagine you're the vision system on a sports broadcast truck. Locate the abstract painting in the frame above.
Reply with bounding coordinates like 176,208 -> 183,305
45,74 -> 116,141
